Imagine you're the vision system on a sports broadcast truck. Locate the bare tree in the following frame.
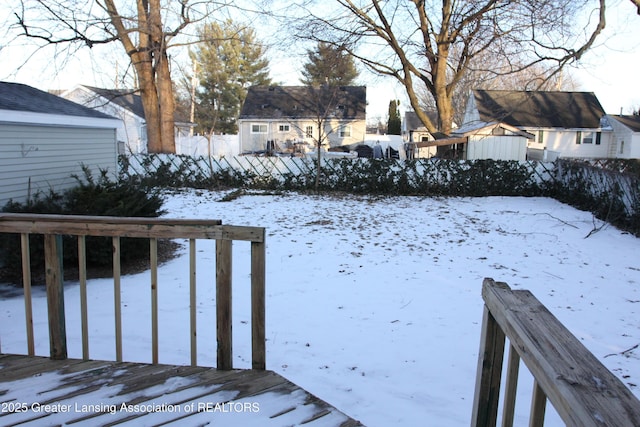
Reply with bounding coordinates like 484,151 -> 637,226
285,86 -> 347,191
294,0 -> 606,135
11,1 -> 225,153
417,51 -> 581,126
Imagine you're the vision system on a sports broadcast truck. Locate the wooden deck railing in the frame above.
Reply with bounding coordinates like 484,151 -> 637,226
472,278 -> 640,427
0,213 -> 266,370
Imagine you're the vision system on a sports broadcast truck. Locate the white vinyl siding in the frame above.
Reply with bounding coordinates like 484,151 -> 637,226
0,123 -> 117,206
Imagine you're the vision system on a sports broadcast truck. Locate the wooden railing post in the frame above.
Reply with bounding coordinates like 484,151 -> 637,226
216,239 -> 233,370
44,234 -> 67,360
529,380 -> 547,427
471,304 -> 506,427
21,233 -> 35,356
189,239 -> 197,367
251,240 -> 266,370
501,344 -> 521,427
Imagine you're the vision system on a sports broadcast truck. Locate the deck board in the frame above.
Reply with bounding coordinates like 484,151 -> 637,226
0,354 -> 363,426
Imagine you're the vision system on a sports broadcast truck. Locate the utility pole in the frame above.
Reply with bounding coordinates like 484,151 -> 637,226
190,61 -> 198,137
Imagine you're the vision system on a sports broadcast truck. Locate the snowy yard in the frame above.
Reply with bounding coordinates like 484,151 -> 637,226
1,189 -> 639,426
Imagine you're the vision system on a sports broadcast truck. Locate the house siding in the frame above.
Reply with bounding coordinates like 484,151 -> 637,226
238,119 -> 366,153
467,135 -> 527,160
0,123 -> 117,206
607,116 -> 640,159
522,128 -> 612,158
62,87 -> 146,154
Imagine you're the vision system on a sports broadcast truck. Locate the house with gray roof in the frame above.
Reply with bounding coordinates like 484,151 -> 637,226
237,86 -> 366,154
462,90 -> 613,159
60,85 -> 194,154
0,81 -> 120,206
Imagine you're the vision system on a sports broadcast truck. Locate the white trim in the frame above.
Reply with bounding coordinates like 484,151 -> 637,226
0,109 -> 121,129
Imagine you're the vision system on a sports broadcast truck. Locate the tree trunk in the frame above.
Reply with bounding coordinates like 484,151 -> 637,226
104,0 -> 175,154
138,75 -> 163,154
315,122 -> 322,191
157,57 -> 176,153
148,0 -> 175,153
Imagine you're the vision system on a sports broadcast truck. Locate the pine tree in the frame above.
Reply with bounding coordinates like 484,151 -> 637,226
300,42 -> 359,86
387,100 -> 401,135
193,20 -> 271,135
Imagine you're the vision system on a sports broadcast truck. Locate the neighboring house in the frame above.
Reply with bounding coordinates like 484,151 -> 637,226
606,115 -> 640,159
462,90 -> 613,159
0,81 -> 120,206
402,110 -> 438,144
60,85 -> 194,154
237,86 -> 366,154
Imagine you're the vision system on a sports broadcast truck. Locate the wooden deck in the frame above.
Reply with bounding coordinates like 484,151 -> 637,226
0,354 -> 363,426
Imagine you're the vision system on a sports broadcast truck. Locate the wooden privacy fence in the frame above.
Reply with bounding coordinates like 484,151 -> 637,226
0,213 -> 266,370
472,278 -> 640,427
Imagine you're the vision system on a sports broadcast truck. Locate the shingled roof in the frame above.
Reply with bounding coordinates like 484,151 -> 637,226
82,86 -> 146,118
404,110 -> 438,130
610,115 -> 640,133
239,86 -> 366,120
472,90 -> 606,129
0,82 -> 113,119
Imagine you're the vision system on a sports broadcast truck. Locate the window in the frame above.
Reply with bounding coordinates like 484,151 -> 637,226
583,132 -> 594,144
278,124 -> 290,132
338,125 -> 351,138
595,132 -> 601,145
538,130 -> 544,144
575,131 -> 582,145
251,124 -> 268,134
305,126 -> 313,138
620,140 -> 625,154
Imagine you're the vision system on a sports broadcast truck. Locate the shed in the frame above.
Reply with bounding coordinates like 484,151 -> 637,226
0,82 -> 120,206
417,122 -> 533,160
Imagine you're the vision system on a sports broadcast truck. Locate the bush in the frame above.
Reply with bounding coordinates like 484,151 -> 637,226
1,167 -> 165,285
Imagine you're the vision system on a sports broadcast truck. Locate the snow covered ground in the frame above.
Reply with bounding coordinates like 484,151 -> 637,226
1,189 -> 639,426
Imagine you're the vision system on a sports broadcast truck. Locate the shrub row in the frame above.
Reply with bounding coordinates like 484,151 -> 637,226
1,167 -> 165,283
121,155 -> 551,197
122,154 -> 640,236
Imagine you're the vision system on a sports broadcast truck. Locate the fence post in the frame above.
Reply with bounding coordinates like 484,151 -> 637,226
470,304 -> 506,427
44,234 -> 67,360
216,239 -> 233,370
251,240 -> 266,370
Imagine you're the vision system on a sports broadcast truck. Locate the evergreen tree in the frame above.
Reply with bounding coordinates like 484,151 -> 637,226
193,20 -> 271,135
300,42 -> 359,86
387,100 -> 401,135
